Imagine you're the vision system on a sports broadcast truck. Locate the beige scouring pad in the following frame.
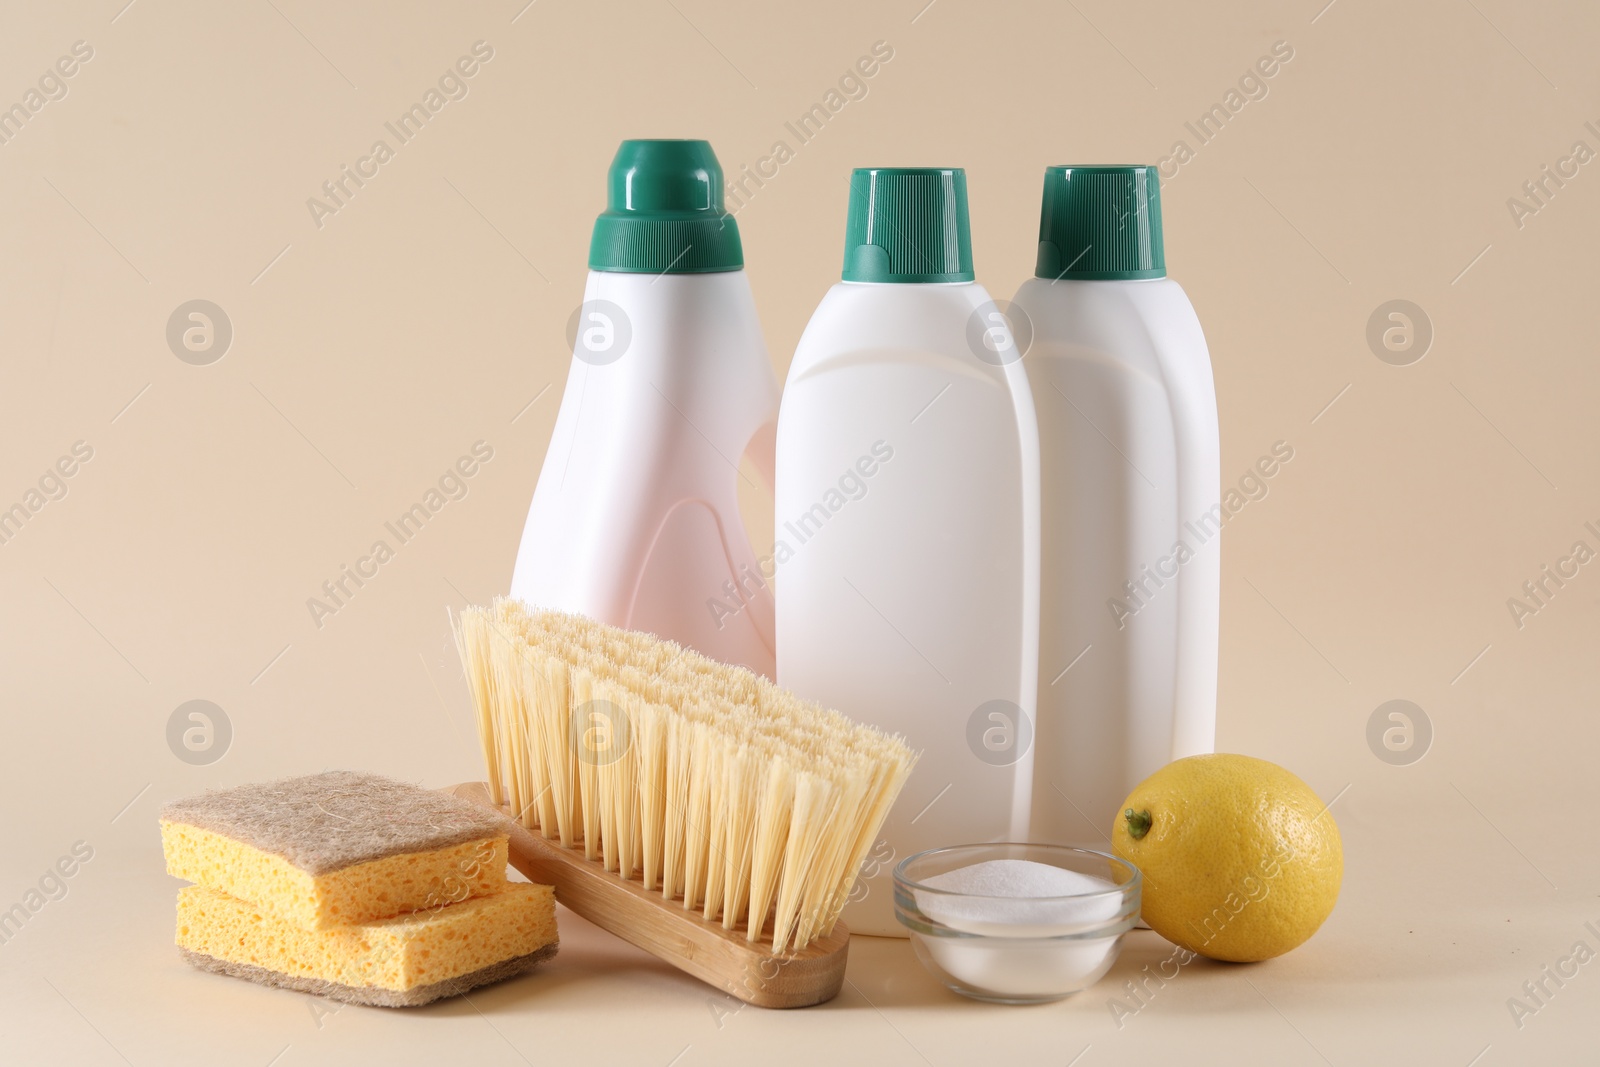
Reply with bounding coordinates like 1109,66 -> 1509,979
176,882 -> 558,1007
161,770 -> 511,930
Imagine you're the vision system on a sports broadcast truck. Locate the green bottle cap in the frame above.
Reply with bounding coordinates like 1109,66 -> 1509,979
842,168 -> 974,283
1035,165 -> 1165,280
588,139 -> 743,273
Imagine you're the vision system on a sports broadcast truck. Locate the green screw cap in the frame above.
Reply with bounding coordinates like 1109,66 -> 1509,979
842,168 -> 974,283
1035,165 -> 1165,280
588,139 -> 743,273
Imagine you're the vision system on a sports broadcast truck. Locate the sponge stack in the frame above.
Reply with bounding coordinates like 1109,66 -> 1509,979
162,770 -> 558,1007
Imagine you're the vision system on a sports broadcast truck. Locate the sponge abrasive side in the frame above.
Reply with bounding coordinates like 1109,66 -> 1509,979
160,770 -> 508,874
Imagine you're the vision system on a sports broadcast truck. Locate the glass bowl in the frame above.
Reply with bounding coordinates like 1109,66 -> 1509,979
893,842 -> 1141,1004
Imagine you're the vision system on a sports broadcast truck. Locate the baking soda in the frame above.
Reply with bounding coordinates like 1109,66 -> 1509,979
918,859 -> 1122,934
910,859 -> 1129,999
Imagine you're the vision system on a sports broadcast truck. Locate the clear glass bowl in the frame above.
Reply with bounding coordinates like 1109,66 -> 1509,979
893,843 -> 1141,1004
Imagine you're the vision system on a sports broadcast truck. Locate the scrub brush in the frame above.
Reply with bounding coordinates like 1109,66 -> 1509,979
450,598 -> 917,1007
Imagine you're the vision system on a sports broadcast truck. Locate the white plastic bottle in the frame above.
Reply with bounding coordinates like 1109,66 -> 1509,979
776,168 -> 1041,936
510,140 -> 779,677
1012,166 -> 1221,846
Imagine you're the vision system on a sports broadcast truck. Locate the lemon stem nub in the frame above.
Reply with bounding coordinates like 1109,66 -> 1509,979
1125,808 -> 1152,840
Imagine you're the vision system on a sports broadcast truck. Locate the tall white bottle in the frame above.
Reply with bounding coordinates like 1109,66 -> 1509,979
777,168 -> 1041,935
1012,166 -> 1221,846
511,140 -> 779,677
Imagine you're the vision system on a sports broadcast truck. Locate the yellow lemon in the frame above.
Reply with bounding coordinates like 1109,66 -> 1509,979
1111,753 -> 1342,962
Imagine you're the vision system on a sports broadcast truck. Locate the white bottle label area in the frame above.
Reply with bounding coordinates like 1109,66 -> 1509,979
1014,276 -> 1221,851
512,269 -> 780,678
777,281 -> 1041,936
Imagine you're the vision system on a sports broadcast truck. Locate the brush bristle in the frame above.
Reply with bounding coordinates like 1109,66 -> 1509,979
453,599 -> 917,954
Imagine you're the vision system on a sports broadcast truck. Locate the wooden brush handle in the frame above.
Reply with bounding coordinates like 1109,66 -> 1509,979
444,782 -> 848,1009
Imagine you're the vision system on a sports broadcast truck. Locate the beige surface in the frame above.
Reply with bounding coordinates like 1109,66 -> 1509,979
1,0 -> 1597,1063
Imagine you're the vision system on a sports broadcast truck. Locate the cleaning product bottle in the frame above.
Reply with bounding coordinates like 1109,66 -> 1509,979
510,140 -> 779,677
1012,166 -> 1221,846
776,168 -> 1041,935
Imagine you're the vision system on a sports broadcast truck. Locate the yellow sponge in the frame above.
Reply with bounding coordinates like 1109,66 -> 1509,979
176,882 -> 558,1007
161,771 -> 509,929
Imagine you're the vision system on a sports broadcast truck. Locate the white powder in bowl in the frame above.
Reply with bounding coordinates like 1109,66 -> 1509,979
916,859 -> 1124,936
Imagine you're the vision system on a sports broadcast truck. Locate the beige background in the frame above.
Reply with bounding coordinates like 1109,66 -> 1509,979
2,0 -> 1598,1063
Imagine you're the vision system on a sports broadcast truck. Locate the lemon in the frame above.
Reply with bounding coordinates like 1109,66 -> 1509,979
1111,753 -> 1342,962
